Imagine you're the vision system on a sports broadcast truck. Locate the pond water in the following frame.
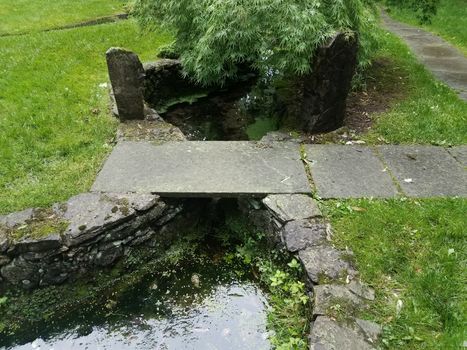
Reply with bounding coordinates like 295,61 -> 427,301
3,261 -> 271,350
161,79 -> 282,141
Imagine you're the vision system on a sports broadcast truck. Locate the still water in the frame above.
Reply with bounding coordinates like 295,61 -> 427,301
4,262 -> 271,350
162,79 -> 281,141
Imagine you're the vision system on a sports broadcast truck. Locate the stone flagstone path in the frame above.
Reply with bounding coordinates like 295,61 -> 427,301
381,11 -> 467,100
92,141 -> 467,198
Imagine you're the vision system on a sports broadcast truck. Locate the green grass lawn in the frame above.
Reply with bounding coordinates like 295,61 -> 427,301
0,18 -> 170,214
385,0 -> 467,54
0,0 -> 128,35
362,27 -> 467,145
321,14 -> 466,348
323,198 -> 466,349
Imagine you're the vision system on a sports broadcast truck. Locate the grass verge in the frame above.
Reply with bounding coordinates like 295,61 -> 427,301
322,198 -> 466,349
0,20 -> 171,214
361,26 -> 467,145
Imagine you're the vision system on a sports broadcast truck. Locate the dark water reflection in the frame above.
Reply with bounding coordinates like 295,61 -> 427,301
4,262 -> 271,350
162,79 -> 281,141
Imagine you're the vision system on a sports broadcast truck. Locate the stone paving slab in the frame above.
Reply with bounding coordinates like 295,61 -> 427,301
381,11 -> 467,100
448,146 -> 467,166
420,57 -> 467,73
401,33 -> 443,43
418,44 -> 460,58
377,146 -> 467,197
431,71 -> 467,100
92,141 -> 310,196
304,145 -> 399,198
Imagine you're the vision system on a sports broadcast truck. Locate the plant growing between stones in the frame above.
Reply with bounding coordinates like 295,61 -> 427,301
0,204 -> 310,349
323,198 -> 466,349
220,215 -> 311,349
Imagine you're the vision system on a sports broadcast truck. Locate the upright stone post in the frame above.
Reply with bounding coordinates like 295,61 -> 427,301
106,47 -> 145,121
301,33 -> 358,133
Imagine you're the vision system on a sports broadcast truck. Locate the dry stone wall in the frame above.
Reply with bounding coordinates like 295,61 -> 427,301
0,193 -> 183,291
241,194 -> 382,349
107,33 -> 357,134
143,59 -> 202,111
1,189 -> 383,348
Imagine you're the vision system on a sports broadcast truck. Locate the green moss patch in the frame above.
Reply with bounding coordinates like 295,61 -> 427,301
7,209 -> 69,241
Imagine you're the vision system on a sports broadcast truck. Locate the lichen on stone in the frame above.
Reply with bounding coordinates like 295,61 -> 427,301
7,209 -> 69,241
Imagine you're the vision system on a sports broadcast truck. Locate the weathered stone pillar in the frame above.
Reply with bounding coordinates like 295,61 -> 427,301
106,47 -> 145,121
301,33 -> 358,133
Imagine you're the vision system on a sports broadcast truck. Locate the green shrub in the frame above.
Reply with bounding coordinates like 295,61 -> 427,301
133,0 -> 379,85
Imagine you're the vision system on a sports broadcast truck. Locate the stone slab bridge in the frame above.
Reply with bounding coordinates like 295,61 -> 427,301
92,141 -> 466,199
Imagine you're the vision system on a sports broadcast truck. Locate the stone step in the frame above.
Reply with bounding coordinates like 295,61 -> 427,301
92,141 -> 311,197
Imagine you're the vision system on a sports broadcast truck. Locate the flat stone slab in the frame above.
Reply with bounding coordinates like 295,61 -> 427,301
418,44 -> 461,58
92,141 -> 310,197
448,146 -> 467,166
378,146 -> 467,197
431,70 -> 467,94
309,316 -> 376,350
305,145 -> 398,198
262,194 -> 321,223
420,57 -> 467,74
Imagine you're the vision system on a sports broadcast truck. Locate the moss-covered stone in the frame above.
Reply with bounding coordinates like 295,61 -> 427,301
117,120 -> 186,144
325,296 -> 365,325
7,209 -> 69,241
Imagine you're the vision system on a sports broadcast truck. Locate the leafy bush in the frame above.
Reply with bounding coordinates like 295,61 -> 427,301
133,0 -> 379,85
386,0 -> 440,24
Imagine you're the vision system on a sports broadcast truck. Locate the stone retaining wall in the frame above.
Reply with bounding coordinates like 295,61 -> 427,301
241,194 -> 382,349
143,59 -> 202,111
1,190 -> 382,348
107,34 -> 357,133
0,193 -> 183,291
